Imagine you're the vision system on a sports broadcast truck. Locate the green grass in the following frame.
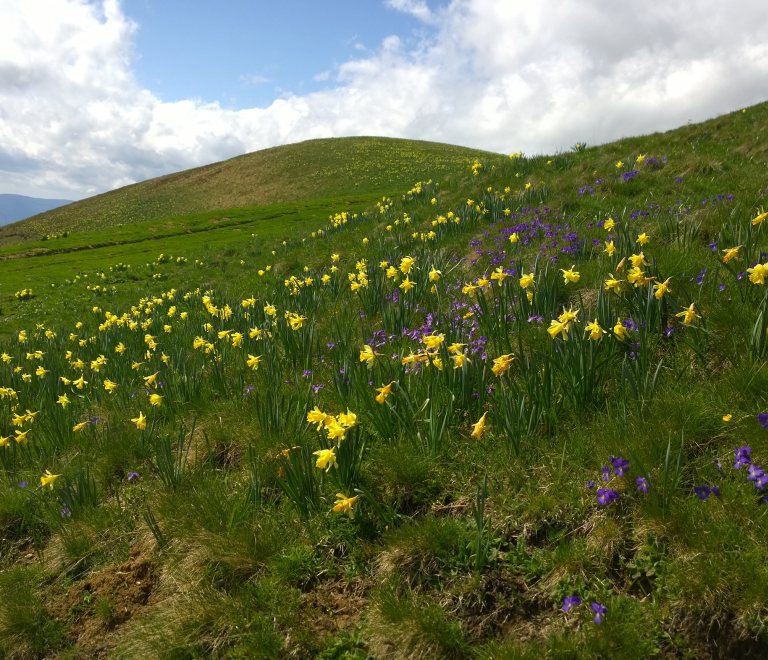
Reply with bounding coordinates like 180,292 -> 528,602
0,137 -> 501,244
2,102 -> 768,659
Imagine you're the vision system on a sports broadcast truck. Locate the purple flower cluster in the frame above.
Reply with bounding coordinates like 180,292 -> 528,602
591,454 -> 647,505
561,597 -> 607,624
694,485 -> 721,500
621,170 -> 638,182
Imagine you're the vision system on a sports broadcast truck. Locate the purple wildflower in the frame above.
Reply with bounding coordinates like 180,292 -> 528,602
734,446 -> 752,468
694,485 -> 711,500
612,457 -> 629,477
597,488 -> 620,505
713,459 -> 722,473
563,596 -> 582,612
127,472 -> 138,482
758,414 -> 768,429
587,480 -> 595,489
591,602 -> 607,624
636,477 -> 649,493
711,485 -> 721,497
747,464 -> 764,482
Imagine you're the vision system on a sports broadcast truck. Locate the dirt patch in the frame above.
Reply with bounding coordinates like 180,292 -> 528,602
302,579 -> 367,637
48,542 -> 159,657
664,610 -> 768,660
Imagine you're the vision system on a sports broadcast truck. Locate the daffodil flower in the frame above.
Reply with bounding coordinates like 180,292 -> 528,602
332,493 -> 358,517
561,266 -> 579,284
492,354 -> 514,377
676,303 -> 700,324
654,277 -> 672,299
585,320 -> 605,341
41,470 -> 61,489
722,245 -> 742,264
747,263 -> 768,284
313,448 -> 337,472
470,412 -> 488,439
375,382 -> 395,404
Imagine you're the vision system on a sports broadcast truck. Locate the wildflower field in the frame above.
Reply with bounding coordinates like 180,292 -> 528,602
2,103 -> 768,659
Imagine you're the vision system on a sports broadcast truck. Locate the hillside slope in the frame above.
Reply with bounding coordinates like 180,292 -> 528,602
0,137 -> 500,244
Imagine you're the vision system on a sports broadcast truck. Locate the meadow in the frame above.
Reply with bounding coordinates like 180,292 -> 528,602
1,103 -> 768,659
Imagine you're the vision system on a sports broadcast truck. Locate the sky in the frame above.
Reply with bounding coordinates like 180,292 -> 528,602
2,0 -> 768,201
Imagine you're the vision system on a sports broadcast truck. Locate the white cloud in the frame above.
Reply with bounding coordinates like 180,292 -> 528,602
241,74 -> 270,85
2,0 -> 768,199
385,0 -> 435,23
313,70 -> 330,82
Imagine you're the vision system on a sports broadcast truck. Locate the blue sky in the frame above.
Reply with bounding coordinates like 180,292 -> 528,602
123,0 -> 436,110
2,0 -> 768,199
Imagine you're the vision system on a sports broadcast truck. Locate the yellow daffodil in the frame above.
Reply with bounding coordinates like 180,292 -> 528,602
561,266 -> 579,284
332,493 -> 357,517
654,277 -> 672,299
74,375 -> 87,389
470,412 -> 488,439
338,410 -> 358,428
613,319 -> 629,340
636,233 -> 649,245
360,345 -> 379,366
676,303 -> 700,324
399,256 -> 416,274
131,361 -> 144,370
57,394 -> 70,408
723,414 -> 732,422
313,448 -> 337,472
604,218 -> 615,231
131,411 -> 146,430
307,407 -> 333,431
747,263 -> 768,284
519,271 -> 535,289
144,372 -> 158,388
585,319 -> 605,341
604,240 -> 616,256
626,266 -> 646,286
490,267 -> 509,284
722,245 -> 742,264
375,382 -> 395,404
492,354 -> 514,377
752,211 -> 767,226
149,394 -> 163,406
41,470 -> 61,489
400,277 -> 415,292
15,429 -> 30,444
0,436 -> 9,448
246,354 -> 262,370
429,267 -> 442,281
422,333 -> 444,349
509,233 -> 519,243
73,421 -> 88,432
604,275 -> 622,293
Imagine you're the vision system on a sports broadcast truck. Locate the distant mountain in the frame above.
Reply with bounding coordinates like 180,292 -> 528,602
0,194 -> 74,226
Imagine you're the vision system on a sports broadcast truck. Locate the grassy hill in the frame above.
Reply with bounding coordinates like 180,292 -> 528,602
0,137 -> 501,245
2,103 -> 768,659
